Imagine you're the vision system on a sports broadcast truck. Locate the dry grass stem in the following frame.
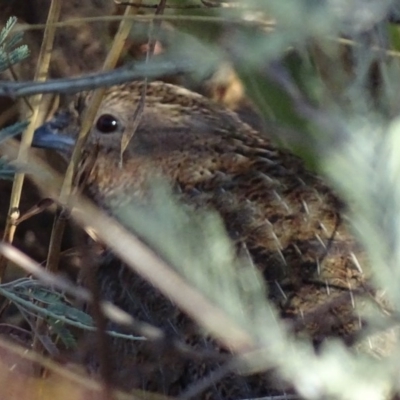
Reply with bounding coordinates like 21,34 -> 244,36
12,14 -> 276,33
0,0 -> 62,281
46,3 -> 140,274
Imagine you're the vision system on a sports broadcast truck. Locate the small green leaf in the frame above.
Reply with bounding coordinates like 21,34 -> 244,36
0,16 -> 17,47
0,120 -> 29,143
0,158 -> 15,180
47,303 -> 93,326
28,287 -> 62,304
48,319 -> 78,349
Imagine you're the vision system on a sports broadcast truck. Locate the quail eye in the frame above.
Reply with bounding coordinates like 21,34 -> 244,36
96,114 -> 119,133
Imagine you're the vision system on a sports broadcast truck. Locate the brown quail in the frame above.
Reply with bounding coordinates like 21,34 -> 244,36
33,81 -> 368,398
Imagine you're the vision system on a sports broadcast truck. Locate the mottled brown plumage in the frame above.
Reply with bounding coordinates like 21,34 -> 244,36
35,81 -> 369,398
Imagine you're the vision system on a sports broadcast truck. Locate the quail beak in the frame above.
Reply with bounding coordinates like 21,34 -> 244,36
32,113 -> 76,152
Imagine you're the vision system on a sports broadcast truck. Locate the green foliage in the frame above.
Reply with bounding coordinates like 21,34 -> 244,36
0,158 -> 15,180
0,121 -> 29,179
0,279 -> 92,348
0,17 -> 30,179
0,16 -> 29,72
48,318 -> 77,349
0,120 -> 28,143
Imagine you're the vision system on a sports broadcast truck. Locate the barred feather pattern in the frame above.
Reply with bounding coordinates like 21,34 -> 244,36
54,81 -> 369,398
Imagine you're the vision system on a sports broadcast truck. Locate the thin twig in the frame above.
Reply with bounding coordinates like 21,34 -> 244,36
114,0 -> 221,8
0,59 -> 191,98
13,14 -> 274,33
120,0 -> 167,157
46,2 -> 139,273
44,5 -> 141,397
15,198 -> 55,225
5,53 -> 33,113
178,361 -> 233,399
